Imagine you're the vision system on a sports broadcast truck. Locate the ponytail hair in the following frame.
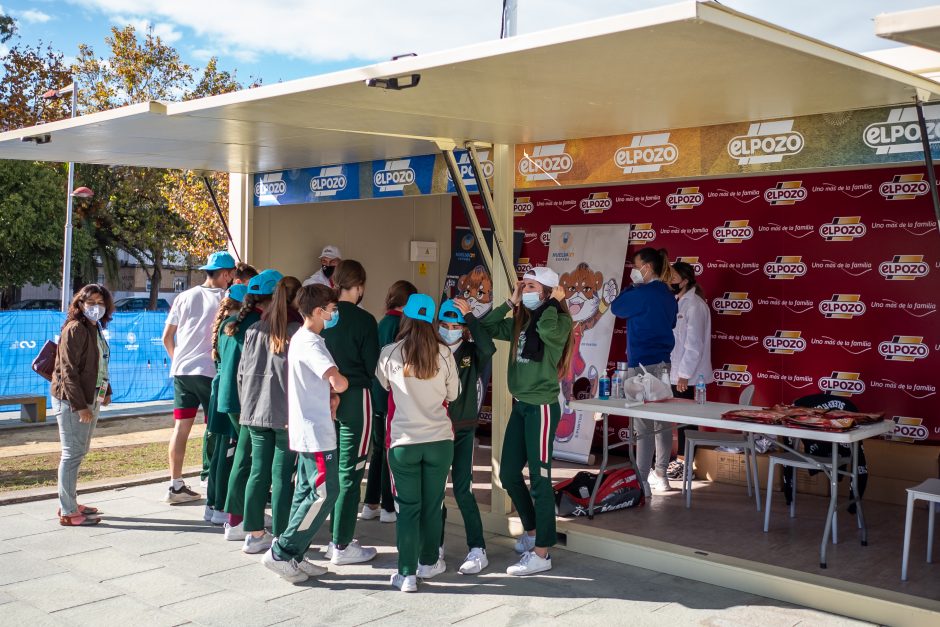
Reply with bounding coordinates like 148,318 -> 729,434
212,297 -> 241,361
264,276 -> 302,354
635,247 -> 674,284
224,293 -> 270,337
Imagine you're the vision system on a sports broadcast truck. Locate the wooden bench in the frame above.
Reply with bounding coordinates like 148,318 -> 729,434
0,395 -> 47,423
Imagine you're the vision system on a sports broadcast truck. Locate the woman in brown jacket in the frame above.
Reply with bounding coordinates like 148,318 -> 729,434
51,284 -> 115,526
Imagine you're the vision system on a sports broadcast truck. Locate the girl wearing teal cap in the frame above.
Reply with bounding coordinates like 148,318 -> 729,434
220,269 -> 281,541
376,293 -> 460,592
436,298 -> 495,575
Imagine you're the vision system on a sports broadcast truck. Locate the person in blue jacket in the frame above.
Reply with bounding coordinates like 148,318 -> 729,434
611,247 -> 678,495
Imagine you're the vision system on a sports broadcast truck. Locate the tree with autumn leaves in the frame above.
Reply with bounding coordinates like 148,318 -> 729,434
0,23 -> 237,308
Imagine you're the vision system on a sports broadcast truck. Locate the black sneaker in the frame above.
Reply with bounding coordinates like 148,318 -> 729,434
666,459 -> 685,480
164,483 -> 202,504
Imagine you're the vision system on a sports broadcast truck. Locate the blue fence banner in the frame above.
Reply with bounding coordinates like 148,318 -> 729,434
1,311 -> 173,408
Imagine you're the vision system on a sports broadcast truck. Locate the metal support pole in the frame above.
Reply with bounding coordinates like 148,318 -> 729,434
60,82 -> 77,312
501,0 -> 518,38
440,148 -> 495,275
915,98 -> 940,234
201,175 -> 242,262
466,143 -> 517,288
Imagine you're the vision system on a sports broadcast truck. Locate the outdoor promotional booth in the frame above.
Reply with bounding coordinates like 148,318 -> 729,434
1,2 -> 938,623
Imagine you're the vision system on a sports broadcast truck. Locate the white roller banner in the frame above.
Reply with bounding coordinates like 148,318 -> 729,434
548,224 -> 631,464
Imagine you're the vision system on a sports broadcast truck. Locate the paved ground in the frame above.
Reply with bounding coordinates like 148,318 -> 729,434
0,482 -> 869,626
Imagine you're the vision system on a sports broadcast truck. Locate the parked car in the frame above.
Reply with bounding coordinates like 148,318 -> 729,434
8,299 -> 61,310
113,297 -> 171,312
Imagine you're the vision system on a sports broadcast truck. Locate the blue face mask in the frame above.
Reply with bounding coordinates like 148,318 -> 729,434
323,309 -> 339,329
439,327 -> 463,345
521,291 -> 544,310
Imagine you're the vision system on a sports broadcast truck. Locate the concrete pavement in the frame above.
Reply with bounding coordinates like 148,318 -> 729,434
0,481 -> 870,626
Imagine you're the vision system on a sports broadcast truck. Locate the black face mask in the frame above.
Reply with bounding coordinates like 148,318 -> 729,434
670,283 -> 683,295
322,265 -> 335,279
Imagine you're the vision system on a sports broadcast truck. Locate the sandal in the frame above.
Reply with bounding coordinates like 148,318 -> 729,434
57,504 -> 100,517
59,513 -> 101,527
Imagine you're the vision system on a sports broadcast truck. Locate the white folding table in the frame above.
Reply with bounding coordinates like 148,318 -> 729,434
568,399 -> 893,568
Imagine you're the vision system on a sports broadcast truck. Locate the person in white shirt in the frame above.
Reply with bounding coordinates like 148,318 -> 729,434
667,261 -> 714,478
262,284 -> 348,584
376,294 -> 460,593
302,245 -> 342,287
162,251 -> 236,504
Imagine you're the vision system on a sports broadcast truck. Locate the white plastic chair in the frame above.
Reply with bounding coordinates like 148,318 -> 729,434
682,385 -> 760,510
901,478 -> 940,581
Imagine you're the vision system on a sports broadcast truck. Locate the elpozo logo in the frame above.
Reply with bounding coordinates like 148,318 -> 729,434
714,364 -> 753,388
580,192 -> 612,214
818,371 -> 865,397
863,104 -> 940,155
666,187 -> 704,210
713,220 -> 753,244
674,256 -> 703,275
888,416 -> 929,442
712,292 -> 753,316
819,216 -> 866,242
763,255 -> 807,279
309,165 -> 347,198
513,196 -> 534,217
519,143 -> 572,182
764,181 -> 807,205
763,330 -> 807,355
516,257 -> 533,277
818,294 -> 866,319
374,159 -> 416,192
727,119 -> 804,165
879,254 -> 929,280
449,151 -> 494,185
879,173 -> 929,200
614,132 -> 678,174
254,174 -> 286,197
628,223 -> 656,245
878,335 -> 929,362
539,231 -> 551,246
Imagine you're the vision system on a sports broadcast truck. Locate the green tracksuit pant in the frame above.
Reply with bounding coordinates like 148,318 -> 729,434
332,387 -> 372,545
441,427 -> 486,550
499,401 -> 560,548
244,426 -> 296,536
273,451 -> 338,562
224,415 -> 251,517
363,412 -> 394,512
206,432 -> 236,510
388,440 -> 454,576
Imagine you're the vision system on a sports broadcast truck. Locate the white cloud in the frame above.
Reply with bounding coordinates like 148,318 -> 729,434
11,9 -> 53,24
111,15 -> 183,43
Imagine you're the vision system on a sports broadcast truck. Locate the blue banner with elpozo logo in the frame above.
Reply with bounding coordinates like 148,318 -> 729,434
0,312 -> 173,409
254,150 -> 491,207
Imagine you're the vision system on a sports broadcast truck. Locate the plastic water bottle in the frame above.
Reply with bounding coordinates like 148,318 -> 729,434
695,374 -> 707,404
660,366 -> 670,387
598,373 -> 611,400
611,369 -> 624,400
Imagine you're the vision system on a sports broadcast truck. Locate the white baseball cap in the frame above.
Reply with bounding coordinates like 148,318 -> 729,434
523,266 -> 559,288
320,245 -> 341,259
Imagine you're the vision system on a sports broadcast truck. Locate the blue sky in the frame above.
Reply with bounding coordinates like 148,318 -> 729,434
0,1 -> 936,87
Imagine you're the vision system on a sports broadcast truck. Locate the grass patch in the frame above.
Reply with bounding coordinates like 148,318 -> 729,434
0,440 -> 203,492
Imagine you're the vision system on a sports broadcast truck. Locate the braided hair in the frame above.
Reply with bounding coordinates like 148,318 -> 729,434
211,297 -> 241,362
224,293 -> 270,337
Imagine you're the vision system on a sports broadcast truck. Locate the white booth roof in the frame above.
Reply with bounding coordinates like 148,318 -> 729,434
875,5 -> 940,54
1,1 -> 939,174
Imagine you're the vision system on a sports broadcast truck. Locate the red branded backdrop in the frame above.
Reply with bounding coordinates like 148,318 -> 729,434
454,165 -> 940,443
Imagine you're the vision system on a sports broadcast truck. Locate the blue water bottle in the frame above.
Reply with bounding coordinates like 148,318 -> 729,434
599,373 -> 611,400
695,374 -> 707,404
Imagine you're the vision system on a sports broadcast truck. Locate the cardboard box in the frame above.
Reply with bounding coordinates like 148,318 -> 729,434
794,467 -> 851,498
693,448 -> 779,491
862,438 -> 940,482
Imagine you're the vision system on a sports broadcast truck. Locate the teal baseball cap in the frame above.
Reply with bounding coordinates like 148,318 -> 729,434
247,269 -> 284,296
227,284 -> 248,303
199,251 -> 236,271
403,293 -> 436,323
438,299 -> 466,324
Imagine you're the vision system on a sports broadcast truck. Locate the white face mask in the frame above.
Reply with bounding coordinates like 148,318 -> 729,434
83,304 -> 104,322
521,291 -> 544,310
630,268 -> 645,285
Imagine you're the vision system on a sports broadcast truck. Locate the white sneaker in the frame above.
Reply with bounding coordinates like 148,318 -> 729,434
331,540 -> 377,565
360,505 -> 380,520
647,469 -> 673,492
438,546 -> 445,561
380,509 -> 397,523
199,478 -> 208,489
262,548 -> 308,584
164,483 -> 201,504
203,505 -> 215,522
210,509 -> 228,525
390,573 -> 418,592
458,548 -> 488,575
243,531 -> 274,554
296,558 -> 328,577
416,558 -> 446,579
514,533 -> 536,554
507,551 -> 552,576
223,522 -> 246,541
323,542 -> 335,559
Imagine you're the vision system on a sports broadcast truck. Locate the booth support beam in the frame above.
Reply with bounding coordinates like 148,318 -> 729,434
914,99 -> 940,234
440,146 -> 496,275
466,143 -> 517,289
228,173 -> 253,263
